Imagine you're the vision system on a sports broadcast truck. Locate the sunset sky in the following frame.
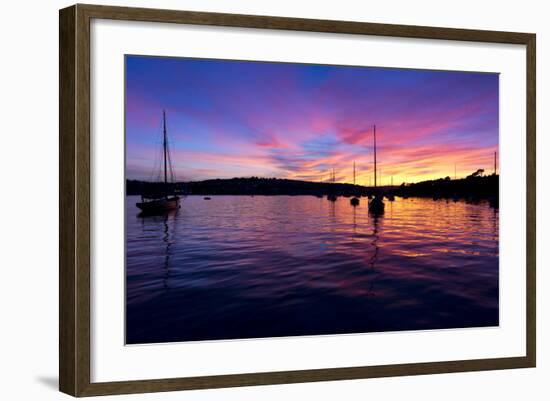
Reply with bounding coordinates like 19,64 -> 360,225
125,55 -> 498,185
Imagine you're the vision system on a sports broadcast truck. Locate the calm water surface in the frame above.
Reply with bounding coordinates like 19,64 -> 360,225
126,195 -> 499,344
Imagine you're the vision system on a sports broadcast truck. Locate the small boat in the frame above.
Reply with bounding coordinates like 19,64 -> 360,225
204,197 -> 211,200
327,194 -> 338,202
350,197 -> 360,206
368,195 -> 385,214
136,195 -> 180,213
387,194 -> 395,201
136,110 -> 181,214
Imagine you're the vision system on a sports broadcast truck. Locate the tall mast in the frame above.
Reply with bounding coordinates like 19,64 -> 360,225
163,110 -> 168,184
353,161 -> 356,185
373,124 -> 377,188
494,151 -> 497,175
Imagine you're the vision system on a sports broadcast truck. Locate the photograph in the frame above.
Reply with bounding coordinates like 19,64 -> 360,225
124,55 -> 500,345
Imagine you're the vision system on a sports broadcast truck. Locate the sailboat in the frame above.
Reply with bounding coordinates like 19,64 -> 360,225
136,110 -> 181,214
350,161 -> 360,206
327,168 -> 338,202
387,176 -> 395,201
368,124 -> 385,214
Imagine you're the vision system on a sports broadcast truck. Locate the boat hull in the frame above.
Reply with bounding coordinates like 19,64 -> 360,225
136,196 -> 180,214
368,197 -> 385,214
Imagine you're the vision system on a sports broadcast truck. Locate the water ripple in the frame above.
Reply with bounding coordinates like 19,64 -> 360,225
126,195 -> 498,344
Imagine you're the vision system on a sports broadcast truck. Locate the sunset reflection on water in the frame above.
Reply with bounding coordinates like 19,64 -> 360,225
126,195 -> 498,344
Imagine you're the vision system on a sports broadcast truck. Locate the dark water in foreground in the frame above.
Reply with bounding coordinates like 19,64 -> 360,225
126,195 -> 499,344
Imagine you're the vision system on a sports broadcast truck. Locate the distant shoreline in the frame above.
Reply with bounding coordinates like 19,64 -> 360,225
126,174 -> 499,201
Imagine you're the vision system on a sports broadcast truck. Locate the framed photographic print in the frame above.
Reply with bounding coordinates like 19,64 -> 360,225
59,4 -> 536,397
